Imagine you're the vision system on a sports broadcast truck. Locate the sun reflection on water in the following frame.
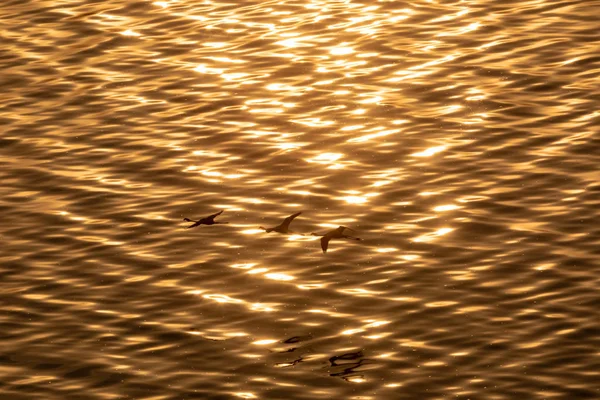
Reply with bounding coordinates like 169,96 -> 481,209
3,0 -> 598,397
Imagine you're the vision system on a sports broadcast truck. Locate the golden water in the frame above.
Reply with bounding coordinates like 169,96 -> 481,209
1,0 -> 599,398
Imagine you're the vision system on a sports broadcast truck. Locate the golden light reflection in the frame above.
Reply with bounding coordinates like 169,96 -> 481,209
534,263 -> 555,271
286,234 -> 317,242
291,117 -> 335,127
194,64 -> 224,74
423,361 -> 446,367
234,393 -> 257,399
10,0 -> 598,395
223,332 -> 248,338
341,328 -> 365,335
203,294 -> 244,304
375,248 -> 398,253
264,273 -> 295,281
338,288 -> 381,296
250,303 -> 277,312
433,204 -> 460,212
338,190 -> 379,205
341,125 -> 364,131
440,104 -> 463,114
276,38 -> 313,48
437,22 -> 481,37
399,340 -> 429,349
365,320 -> 390,328
347,128 -> 401,143
390,297 -> 422,303
241,228 -> 264,235
340,195 -> 367,204
425,301 -> 458,308
296,283 -> 327,290
207,56 -> 246,64
203,42 -> 228,49
329,46 -> 354,56
306,152 -> 343,163
346,376 -> 366,383
371,180 -> 392,187
252,339 -> 277,345
411,145 -> 447,157
121,29 -> 141,37
231,263 -> 257,270
247,268 -> 268,275
307,309 -> 350,318
413,228 -> 454,243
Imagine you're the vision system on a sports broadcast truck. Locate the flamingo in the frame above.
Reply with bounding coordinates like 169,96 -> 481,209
183,210 -> 229,228
314,226 -> 361,253
260,211 -> 303,234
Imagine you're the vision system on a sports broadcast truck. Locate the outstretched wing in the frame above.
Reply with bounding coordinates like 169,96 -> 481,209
281,211 -> 302,230
206,209 -> 224,220
340,225 -> 355,233
320,236 -> 330,253
183,218 -> 194,222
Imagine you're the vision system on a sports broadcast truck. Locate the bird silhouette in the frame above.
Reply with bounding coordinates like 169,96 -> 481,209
260,211 -> 303,234
315,226 -> 362,253
183,210 -> 229,228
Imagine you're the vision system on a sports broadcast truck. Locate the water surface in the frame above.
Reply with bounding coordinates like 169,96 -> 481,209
2,0 -> 599,399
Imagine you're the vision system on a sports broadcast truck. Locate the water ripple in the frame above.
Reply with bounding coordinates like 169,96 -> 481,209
2,0 -> 599,398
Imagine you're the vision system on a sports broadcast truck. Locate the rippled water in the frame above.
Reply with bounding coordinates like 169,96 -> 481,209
2,0 -> 599,398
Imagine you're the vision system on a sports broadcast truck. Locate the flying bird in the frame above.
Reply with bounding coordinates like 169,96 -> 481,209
183,210 -> 228,228
260,211 -> 303,234
315,226 -> 362,253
